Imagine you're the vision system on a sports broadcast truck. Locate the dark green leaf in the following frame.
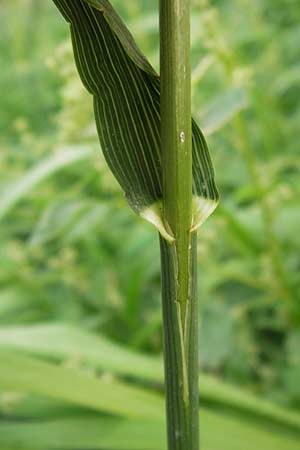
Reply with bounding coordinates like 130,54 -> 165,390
51,0 -> 219,239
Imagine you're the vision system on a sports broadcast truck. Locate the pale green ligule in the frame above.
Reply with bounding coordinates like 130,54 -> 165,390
52,0 -> 218,239
141,195 -> 218,242
191,196 -> 219,232
140,202 -> 175,243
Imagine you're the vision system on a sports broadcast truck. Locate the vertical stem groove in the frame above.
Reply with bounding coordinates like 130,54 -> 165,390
160,0 -> 199,449
160,236 -> 199,450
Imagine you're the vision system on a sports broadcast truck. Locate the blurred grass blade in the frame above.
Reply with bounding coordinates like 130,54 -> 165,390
200,409 -> 300,450
0,416 -> 165,450
0,290 -> 33,319
0,349 -> 299,449
201,86 -> 248,136
29,199 -> 92,246
0,147 -> 92,222
0,393 -> 85,420
0,349 -> 164,420
217,204 -> 261,255
2,393 -> 298,450
192,55 -> 215,90
1,324 -> 300,431
0,323 -> 163,382
52,0 -> 218,239
0,411 -> 299,450
198,373 -> 300,432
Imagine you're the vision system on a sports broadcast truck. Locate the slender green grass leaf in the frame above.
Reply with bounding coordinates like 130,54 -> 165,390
217,204 -> 262,254
0,290 -> 32,319
0,323 -> 163,382
0,349 -> 299,449
0,392 -> 83,420
198,373 -> 300,433
0,147 -> 92,222
0,416 -> 165,450
200,409 -> 300,450
1,324 -> 300,431
192,55 -> 215,90
29,199 -> 92,246
51,0 -> 219,238
0,349 -> 164,420
0,448 -> 34,450
201,86 -> 248,136
5,389 -> 298,450
0,411 -> 299,450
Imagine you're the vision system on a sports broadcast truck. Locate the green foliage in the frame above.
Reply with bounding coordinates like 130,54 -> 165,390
51,0 -> 218,242
0,0 -> 300,448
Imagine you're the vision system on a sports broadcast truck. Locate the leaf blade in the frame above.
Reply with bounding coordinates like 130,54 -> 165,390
0,349 -> 164,421
1,324 -> 300,431
52,0 -> 219,236
0,147 -> 92,222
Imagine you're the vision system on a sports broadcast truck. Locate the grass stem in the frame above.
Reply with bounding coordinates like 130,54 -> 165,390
160,1 -> 199,448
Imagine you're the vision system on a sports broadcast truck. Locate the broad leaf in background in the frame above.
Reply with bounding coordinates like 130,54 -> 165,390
0,349 -> 300,450
51,0 -> 219,239
1,323 -> 300,432
1,0 -> 300,443
0,147 -> 93,222
0,349 -> 164,420
1,413 -> 300,450
200,86 -> 248,136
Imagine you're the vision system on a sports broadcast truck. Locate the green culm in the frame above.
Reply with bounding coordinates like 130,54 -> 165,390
51,0 -> 218,448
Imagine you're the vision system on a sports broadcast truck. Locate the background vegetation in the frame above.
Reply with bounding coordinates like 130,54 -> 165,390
0,0 -> 299,448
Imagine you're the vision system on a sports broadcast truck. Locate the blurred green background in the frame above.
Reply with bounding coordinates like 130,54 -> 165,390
0,0 -> 300,449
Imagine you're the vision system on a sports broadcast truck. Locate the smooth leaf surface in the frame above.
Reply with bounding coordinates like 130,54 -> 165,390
0,393 -> 83,420
0,351 -> 299,450
0,323 -> 163,382
0,416 -> 165,450
1,323 -> 300,431
0,147 -> 93,222
0,410 -> 300,450
0,290 -> 33,319
0,349 -> 164,420
201,86 -> 248,136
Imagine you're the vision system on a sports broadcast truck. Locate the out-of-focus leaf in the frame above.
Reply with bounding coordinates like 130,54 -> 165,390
200,408 -> 300,450
199,303 -> 235,370
0,349 -> 164,420
0,393 -> 81,420
200,374 -> 300,432
0,147 -> 93,222
0,416 -> 165,450
0,323 -> 163,382
192,55 -> 215,88
275,205 -> 300,244
29,199 -> 92,245
200,86 -> 248,135
217,204 -> 262,254
66,204 -> 109,241
283,367 -> 300,399
274,65 -> 300,93
0,409 -> 300,450
1,324 -> 300,431
284,331 -> 300,399
0,290 -> 32,319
